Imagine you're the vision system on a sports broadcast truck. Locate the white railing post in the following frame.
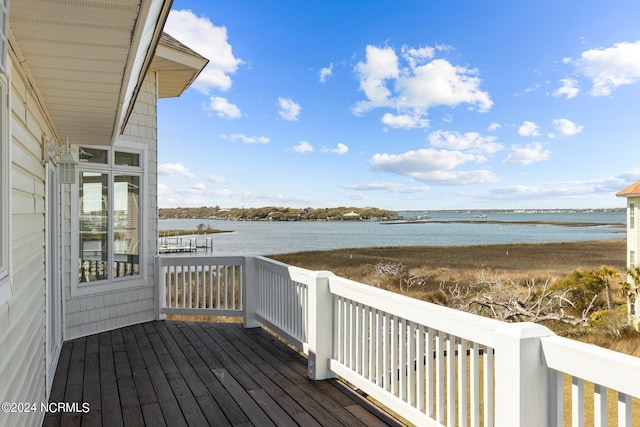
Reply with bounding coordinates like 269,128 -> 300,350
494,322 -> 556,426
155,256 -> 166,320
243,256 -> 261,328
307,271 -> 336,380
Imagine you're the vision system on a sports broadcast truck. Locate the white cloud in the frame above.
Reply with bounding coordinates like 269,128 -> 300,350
480,185 -> 586,201
319,63 -> 333,83
191,182 -> 206,191
341,182 -> 430,193
518,121 -> 540,137
487,122 -> 501,131
342,182 -> 403,191
158,163 -> 196,179
278,97 -> 302,121
158,183 -> 170,195
370,148 -> 497,184
553,118 -> 583,136
396,59 -> 493,112
220,133 -> 269,144
428,130 -> 504,156
577,40 -> 640,96
503,143 -> 550,165
553,78 -> 580,99
401,45 -> 435,69
293,141 -> 314,153
207,97 -> 241,119
353,44 -> 492,119
165,10 -> 243,93
208,174 -> 226,183
381,113 -> 430,129
330,143 -> 349,154
353,45 -> 399,113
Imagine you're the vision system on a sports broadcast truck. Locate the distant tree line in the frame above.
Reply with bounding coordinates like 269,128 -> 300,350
159,206 -> 398,221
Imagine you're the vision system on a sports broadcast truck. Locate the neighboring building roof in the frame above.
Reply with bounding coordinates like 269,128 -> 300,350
151,33 -> 209,98
10,0 -> 173,146
616,181 -> 640,198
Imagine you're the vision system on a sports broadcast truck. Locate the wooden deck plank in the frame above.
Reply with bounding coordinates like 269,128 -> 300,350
47,321 -> 405,426
169,325 -> 274,426
217,323 -> 360,427
140,403 -> 166,427
248,388 -> 298,427
99,338 -> 124,427
60,338 -> 86,427
161,322 -> 249,425
187,323 -> 308,419
131,323 -> 188,427
43,336 -> 73,427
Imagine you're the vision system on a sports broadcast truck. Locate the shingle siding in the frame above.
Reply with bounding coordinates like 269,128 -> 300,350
63,71 -> 159,340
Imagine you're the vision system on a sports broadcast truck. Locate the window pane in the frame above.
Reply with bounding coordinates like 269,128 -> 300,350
115,151 -> 140,167
79,172 -> 109,282
79,147 -> 108,164
114,175 -> 140,278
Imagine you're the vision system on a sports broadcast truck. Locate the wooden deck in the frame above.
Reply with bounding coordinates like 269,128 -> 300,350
44,321 -> 404,426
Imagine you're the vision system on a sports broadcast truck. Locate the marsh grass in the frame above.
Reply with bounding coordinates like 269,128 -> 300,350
271,239 -> 638,351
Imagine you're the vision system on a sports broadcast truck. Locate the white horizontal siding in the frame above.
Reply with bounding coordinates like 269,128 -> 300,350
0,56 -> 51,427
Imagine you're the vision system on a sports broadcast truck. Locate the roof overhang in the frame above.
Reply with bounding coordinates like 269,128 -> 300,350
152,33 -> 209,98
616,181 -> 640,198
9,0 -> 173,146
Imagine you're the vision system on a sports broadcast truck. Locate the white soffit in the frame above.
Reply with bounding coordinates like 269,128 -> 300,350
10,0 -> 170,146
152,33 -> 208,98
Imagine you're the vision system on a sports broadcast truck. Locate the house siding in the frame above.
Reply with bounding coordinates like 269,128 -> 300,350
63,71 -> 159,340
628,197 -> 639,267
0,53 -> 52,427
624,197 -> 640,329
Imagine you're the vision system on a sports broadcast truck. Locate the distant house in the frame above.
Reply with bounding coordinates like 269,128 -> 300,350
342,211 -> 361,221
1,2 -> 207,426
616,180 -> 640,329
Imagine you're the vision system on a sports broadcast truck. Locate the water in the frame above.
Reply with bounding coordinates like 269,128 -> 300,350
159,210 -> 626,256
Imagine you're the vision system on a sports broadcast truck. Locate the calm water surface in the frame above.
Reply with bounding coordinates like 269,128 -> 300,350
159,211 -> 626,256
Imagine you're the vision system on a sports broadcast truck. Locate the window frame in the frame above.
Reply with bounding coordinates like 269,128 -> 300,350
72,142 -> 147,297
0,59 -> 11,304
630,202 -> 636,230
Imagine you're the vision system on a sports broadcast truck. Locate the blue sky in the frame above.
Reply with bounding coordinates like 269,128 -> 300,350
157,1 -> 640,210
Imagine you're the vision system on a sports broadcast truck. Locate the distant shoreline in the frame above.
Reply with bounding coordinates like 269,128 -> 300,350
384,219 -> 626,228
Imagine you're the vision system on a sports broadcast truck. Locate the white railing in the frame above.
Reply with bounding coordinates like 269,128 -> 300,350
252,256 -> 311,352
156,255 -> 640,426
156,256 -> 245,317
329,275 -> 500,426
541,335 -> 640,427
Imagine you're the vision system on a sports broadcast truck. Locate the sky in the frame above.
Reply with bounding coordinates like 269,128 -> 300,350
157,1 -> 640,211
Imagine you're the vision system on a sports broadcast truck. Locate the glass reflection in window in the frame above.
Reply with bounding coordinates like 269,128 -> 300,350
79,172 -> 109,282
114,175 -> 140,278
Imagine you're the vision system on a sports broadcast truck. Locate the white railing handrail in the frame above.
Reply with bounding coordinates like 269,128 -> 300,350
254,255 -> 317,285
157,255 -> 245,267
541,334 -> 640,398
156,254 -> 640,426
330,275 -> 505,348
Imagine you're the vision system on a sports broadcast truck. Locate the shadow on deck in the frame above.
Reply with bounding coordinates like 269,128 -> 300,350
44,321 -> 404,426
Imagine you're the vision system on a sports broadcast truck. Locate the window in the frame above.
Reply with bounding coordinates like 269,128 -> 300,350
631,251 -> 636,269
77,146 -> 142,287
0,56 -> 10,303
631,202 -> 635,230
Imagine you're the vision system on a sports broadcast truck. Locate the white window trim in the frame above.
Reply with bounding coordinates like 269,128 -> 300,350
0,60 -> 11,305
71,141 -> 148,297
